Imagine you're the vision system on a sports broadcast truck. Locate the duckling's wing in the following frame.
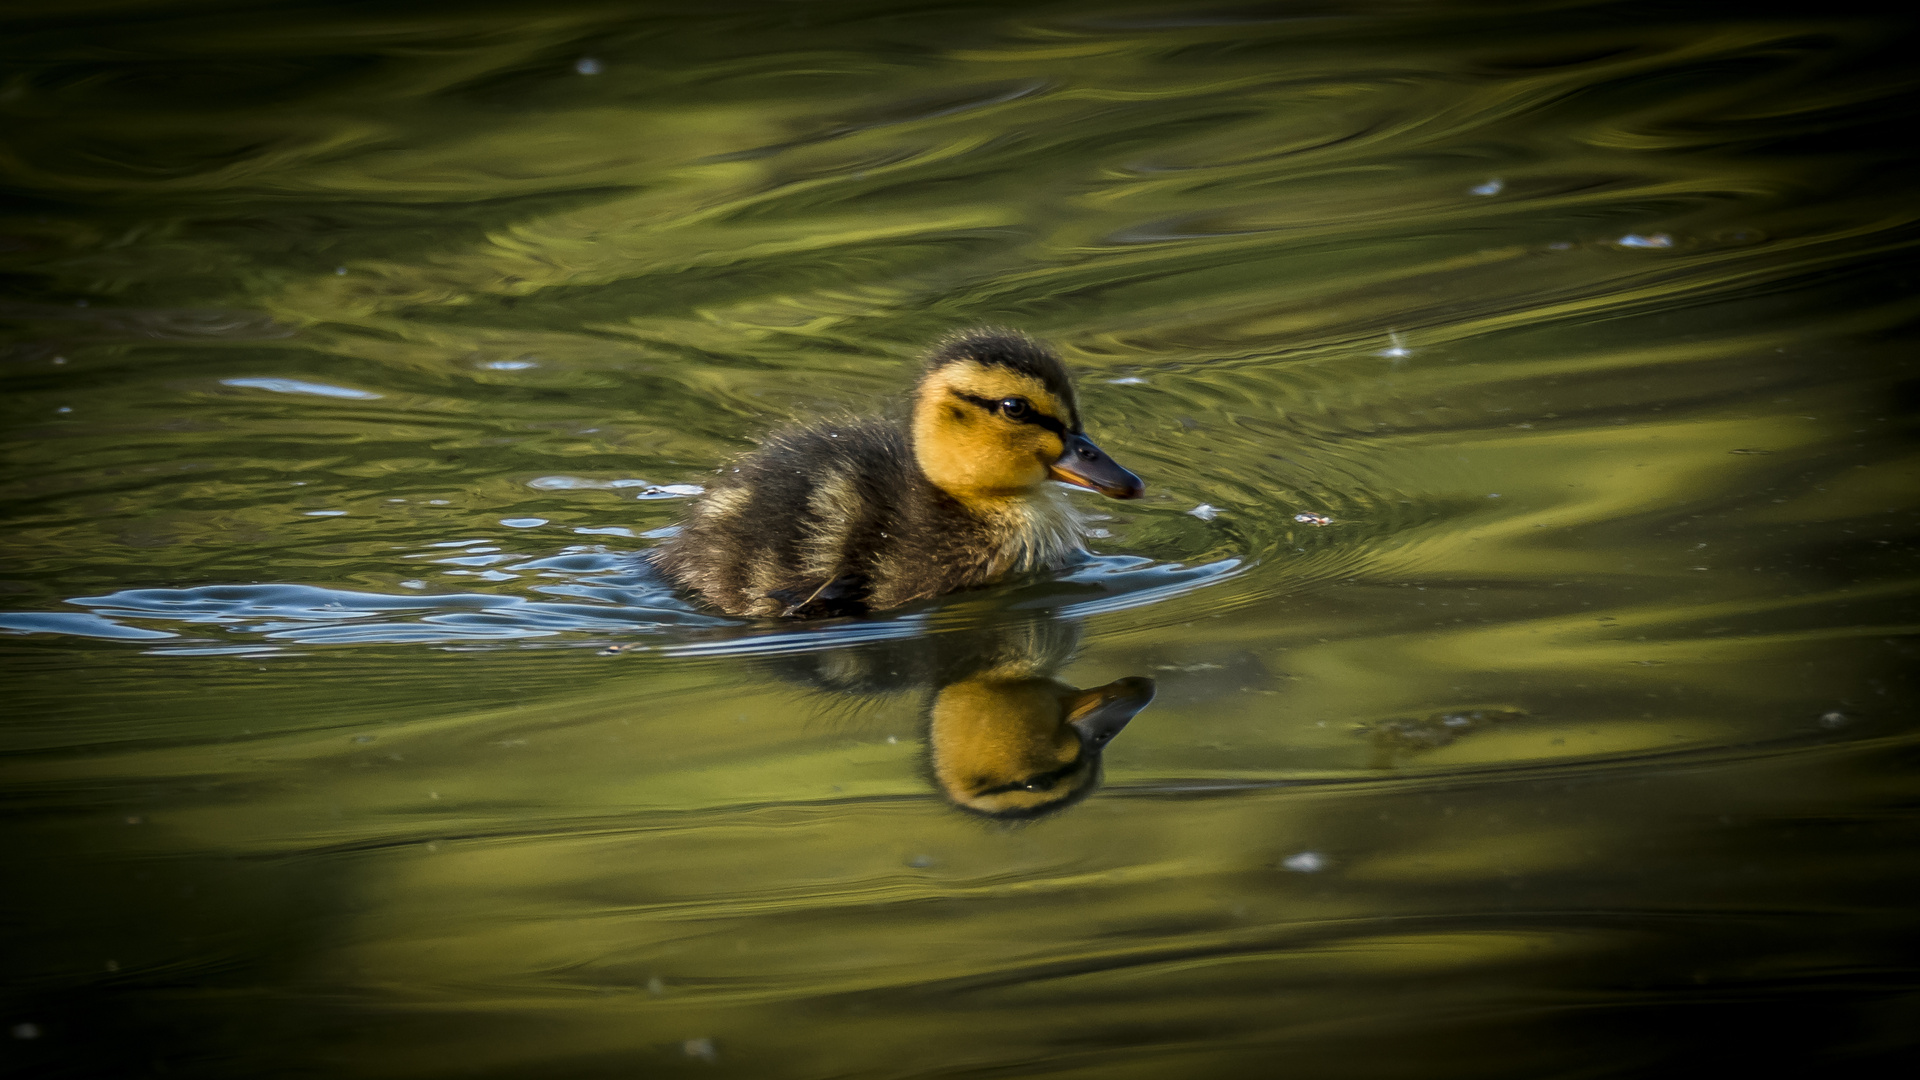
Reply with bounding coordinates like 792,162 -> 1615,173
654,418 -> 912,618
769,574 -> 867,619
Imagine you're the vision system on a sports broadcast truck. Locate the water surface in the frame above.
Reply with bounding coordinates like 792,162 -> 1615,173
3,2 -> 1917,1076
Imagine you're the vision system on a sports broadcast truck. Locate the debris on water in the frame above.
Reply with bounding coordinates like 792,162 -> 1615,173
682,1037 -> 716,1062
1282,851 -> 1326,873
1819,711 -> 1851,729
1615,232 -> 1673,249
1188,504 -> 1220,521
1293,512 -> 1333,526
907,854 -> 936,868
1470,178 -> 1504,195
1361,708 -> 1527,762
639,484 -> 704,499
575,57 -> 602,76
1377,330 -> 1411,359
333,266 -> 346,275
56,405 -> 72,413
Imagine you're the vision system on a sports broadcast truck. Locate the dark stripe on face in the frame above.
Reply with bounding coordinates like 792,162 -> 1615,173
972,757 -> 1087,797
949,390 -> 1078,436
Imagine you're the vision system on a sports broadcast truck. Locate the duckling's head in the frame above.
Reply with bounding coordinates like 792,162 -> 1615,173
911,328 -> 1144,505
928,673 -> 1155,819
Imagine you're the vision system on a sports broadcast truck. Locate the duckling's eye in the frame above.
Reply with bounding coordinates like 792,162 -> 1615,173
999,397 -> 1032,419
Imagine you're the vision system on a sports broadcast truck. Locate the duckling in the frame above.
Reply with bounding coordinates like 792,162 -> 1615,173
652,328 -> 1144,618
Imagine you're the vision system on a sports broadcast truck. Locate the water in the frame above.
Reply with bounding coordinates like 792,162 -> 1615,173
4,2 -> 1917,1075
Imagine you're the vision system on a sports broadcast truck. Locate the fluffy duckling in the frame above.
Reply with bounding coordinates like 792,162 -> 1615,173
653,328 -> 1144,618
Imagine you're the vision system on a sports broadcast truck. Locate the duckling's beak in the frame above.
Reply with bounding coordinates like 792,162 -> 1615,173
1066,676 -> 1156,749
1050,434 -> 1145,499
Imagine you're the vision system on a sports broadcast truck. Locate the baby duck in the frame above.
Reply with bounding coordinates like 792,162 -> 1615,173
653,328 -> 1144,618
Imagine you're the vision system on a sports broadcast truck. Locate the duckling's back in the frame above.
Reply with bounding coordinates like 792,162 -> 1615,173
652,420 -> 930,618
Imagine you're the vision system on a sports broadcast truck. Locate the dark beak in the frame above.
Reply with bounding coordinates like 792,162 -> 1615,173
1066,676 -> 1156,750
1050,434 -> 1145,500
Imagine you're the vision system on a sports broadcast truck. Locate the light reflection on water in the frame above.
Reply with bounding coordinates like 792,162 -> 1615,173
2,1 -> 1917,1076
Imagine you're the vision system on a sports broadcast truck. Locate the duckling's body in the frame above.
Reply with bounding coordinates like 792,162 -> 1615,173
652,329 -> 1142,618
653,419 -> 1080,616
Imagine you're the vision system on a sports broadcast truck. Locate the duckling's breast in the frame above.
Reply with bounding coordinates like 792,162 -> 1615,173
986,484 -> 1086,576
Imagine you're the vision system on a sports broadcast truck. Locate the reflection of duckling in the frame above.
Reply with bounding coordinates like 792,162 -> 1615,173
653,328 -> 1144,618
762,612 -> 1154,819
929,671 -> 1153,818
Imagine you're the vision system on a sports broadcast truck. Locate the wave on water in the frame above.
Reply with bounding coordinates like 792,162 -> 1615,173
1,549 -> 1243,657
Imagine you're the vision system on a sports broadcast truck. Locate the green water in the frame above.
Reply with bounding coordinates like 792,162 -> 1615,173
4,2 -> 1918,1076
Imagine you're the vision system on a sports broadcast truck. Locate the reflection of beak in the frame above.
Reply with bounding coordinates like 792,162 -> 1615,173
1050,434 -> 1145,500
1066,676 -> 1156,749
